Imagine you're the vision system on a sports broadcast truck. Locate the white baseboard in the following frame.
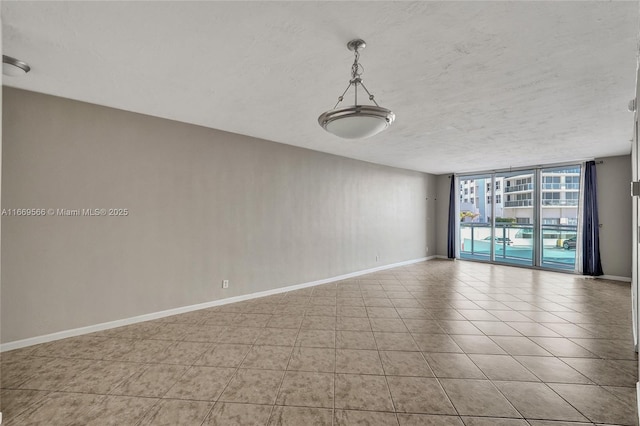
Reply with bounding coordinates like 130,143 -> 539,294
637,382 -> 640,426
588,275 -> 632,283
1,256 -> 431,352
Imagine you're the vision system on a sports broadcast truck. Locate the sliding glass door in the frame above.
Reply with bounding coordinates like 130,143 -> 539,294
459,174 -> 493,262
459,165 -> 581,272
498,170 -> 536,266
540,166 -> 580,270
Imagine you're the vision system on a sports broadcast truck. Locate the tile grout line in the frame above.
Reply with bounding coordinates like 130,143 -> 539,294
405,272 -> 469,421
383,273 -> 414,426
153,314 -> 235,426
265,290 -> 310,425
192,308 -> 265,425
332,284 -> 342,426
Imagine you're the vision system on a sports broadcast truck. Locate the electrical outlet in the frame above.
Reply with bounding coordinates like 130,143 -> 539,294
375,255 -> 379,262
222,280 -> 229,289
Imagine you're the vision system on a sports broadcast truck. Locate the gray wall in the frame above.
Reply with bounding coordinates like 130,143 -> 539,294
2,88 -> 435,343
435,156 -> 633,279
597,155 -> 632,278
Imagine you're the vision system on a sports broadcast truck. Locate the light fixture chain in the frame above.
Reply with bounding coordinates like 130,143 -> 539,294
351,50 -> 363,81
351,49 -> 363,106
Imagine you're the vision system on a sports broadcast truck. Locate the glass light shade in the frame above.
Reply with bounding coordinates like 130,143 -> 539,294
318,105 -> 395,139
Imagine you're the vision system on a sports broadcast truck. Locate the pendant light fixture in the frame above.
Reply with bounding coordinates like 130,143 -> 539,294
318,39 -> 395,139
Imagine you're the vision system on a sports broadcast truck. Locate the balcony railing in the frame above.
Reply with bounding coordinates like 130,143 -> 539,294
541,183 -> 580,190
504,183 -> 533,193
504,200 -> 533,207
503,199 -> 578,207
541,199 -> 579,206
459,222 -> 577,270
506,183 -> 579,193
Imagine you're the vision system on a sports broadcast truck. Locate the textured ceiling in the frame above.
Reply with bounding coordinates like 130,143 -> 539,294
2,1 -> 638,174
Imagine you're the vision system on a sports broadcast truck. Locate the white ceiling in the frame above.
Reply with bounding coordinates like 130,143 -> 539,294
2,1 -> 638,174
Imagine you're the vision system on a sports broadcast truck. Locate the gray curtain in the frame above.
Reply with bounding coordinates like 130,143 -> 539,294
582,161 -> 603,276
447,175 -> 456,259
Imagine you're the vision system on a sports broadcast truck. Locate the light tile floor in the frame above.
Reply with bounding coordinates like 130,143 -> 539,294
1,260 -> 638,425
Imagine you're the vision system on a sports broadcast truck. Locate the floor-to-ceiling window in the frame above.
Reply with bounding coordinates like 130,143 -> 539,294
459,174 -> 493,262
498,169 -> 536,266
540,166 -> 580,270
459,165 -> 581,272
